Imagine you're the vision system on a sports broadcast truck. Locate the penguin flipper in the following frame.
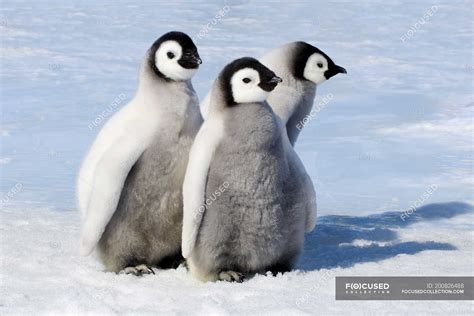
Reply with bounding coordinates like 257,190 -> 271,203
80,132 -> 149,256
76,104 -> 134,218
182,118 -> 223,258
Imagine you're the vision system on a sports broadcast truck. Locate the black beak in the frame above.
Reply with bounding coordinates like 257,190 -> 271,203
193,55 -> 203,65
324,64 -> 347,79
178,53 -> 202,69
259,75 -> 282,92
268,76 -> 283,84
335,65 -> 347,74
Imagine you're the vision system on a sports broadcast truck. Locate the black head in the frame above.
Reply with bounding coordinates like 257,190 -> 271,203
292,41 -> 346,84
219,57 -> 282,106
147,31 -> 202,81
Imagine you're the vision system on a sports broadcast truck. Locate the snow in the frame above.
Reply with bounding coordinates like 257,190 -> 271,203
1,0 -> 473,314
1,202 -> 473,315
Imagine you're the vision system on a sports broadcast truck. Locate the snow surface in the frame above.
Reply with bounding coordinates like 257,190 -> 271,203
1,0 -> 473,315
1,203 -> 473,315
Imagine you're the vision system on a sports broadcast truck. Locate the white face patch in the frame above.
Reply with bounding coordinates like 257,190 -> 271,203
303,53 -> 328,84
230,68 -> 270,104
155,40 -> 197,81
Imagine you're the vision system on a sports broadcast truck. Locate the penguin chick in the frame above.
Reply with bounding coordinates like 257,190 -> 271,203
182,57 -> 316,282
201,42 -> 346,146
77,31 -> 202,274
261,41 -> 346,145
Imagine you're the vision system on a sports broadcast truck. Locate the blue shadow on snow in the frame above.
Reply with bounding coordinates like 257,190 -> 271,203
297,202 -> 473,270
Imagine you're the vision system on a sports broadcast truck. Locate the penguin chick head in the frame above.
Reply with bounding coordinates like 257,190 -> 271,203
221,57 -> 282,106
293,41 -> 346,85
148,31 -> 202,81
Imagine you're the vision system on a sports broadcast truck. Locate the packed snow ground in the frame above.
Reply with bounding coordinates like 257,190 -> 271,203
1,202 -> 473,315
1,0 -> 473,315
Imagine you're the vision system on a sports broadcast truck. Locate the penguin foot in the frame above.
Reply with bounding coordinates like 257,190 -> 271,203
156,252 -> 185,269
267,262 -> 292,276
122,264 -> 155,276
218,270 -> 245,283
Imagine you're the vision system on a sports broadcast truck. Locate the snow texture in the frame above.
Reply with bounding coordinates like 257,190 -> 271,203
1,202 -> 473,315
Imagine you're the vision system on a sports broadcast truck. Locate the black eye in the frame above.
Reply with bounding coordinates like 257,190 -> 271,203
317,62 -> 323,68
242,78 -> 251,83
167,52 -> 175,59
